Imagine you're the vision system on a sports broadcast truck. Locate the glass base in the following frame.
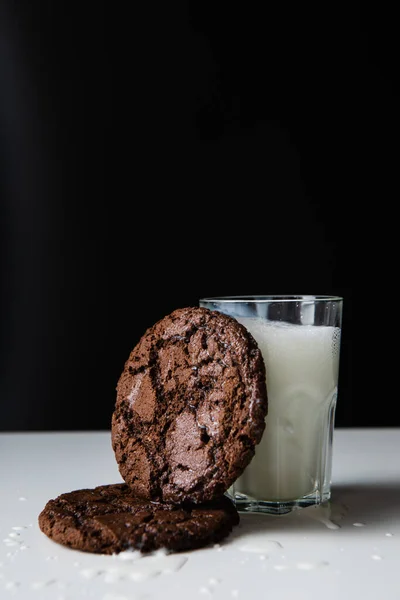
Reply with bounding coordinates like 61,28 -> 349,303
231,490 -> 331,515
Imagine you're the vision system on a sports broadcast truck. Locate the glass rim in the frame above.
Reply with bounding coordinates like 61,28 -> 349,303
200,295 -> 343,303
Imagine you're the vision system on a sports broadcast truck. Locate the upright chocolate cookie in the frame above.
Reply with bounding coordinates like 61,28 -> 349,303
112,306 -> 268,504
38,483 -> 239,554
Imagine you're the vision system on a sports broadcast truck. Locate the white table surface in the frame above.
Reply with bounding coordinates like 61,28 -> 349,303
1,428 -> 400,600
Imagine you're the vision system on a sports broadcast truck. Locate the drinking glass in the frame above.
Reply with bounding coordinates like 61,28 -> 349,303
199,295 -> 343,515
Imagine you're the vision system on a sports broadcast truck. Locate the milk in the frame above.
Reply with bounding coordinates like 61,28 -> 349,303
235,317 -> 341,501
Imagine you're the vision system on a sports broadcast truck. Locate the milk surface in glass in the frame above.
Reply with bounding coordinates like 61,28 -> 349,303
234,317 -> 341,501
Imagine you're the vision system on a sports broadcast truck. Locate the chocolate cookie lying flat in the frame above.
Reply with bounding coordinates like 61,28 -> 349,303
112,306 -> 268,504
38,483 -> 239,554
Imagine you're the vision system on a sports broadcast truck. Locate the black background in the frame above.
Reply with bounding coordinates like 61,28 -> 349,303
0,3 -> 397,431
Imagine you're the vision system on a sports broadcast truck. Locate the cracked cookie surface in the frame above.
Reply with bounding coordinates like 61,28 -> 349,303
112,306 -> 268,504
38,483 -> 239,554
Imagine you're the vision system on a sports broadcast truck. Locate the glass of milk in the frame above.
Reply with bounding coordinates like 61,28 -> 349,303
199,295 -> 343,515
